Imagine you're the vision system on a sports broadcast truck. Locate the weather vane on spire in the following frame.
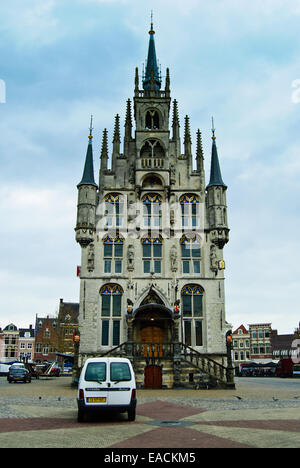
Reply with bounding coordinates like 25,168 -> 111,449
149,10 -> 155,35
89,115 -> 93,140
211,116 -> 216,140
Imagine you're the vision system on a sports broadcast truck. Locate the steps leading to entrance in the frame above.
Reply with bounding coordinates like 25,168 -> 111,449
99,341 -> 235,389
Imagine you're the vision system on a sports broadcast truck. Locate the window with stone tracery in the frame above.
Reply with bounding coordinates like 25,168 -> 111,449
142,236 -> 163,274
104,193 -> 125,229
140,139 -> 164,159
103,235 -> 124,274
181,285 -> 204,347
180,234 -> 202,274
142,193 -> 162,229
180,194 -> 200,229
100,284 -> 123,347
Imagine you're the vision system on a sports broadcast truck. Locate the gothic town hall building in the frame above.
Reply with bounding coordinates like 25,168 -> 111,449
75,22 -> 234,389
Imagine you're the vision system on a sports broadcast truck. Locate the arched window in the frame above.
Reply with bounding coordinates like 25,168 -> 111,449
181,234 -> 201,274
180,194 -> 200,229
103,235 -> 124,274
145,110 -> 160,129
181,285 -> 204,347
142,174 -> 163,189
100,284 -> 123,347
142,236 -> 163,274
140,139 -> 164,159
104,193 -> 124,229
142,193 -> 162,229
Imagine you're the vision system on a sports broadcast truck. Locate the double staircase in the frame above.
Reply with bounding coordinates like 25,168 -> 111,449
101,341 -> 235,389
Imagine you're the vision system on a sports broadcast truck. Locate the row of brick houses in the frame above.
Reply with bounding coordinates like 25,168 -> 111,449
233,322 -> 300,372
0,299 -> 79,364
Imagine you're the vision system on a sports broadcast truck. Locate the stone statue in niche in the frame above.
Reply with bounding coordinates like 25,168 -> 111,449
210,244 -> 218,274
170,245 -> 178,272
129,163 -> 135,184
127,244 -> 135,271
87,243 -> 95,271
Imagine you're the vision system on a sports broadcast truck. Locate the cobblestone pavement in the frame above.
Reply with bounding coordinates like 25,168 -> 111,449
0,377 -> 300,448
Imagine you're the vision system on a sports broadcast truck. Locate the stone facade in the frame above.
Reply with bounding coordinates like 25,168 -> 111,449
75,23 -> 233,388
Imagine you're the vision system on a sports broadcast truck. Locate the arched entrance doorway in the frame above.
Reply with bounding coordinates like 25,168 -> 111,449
130,295 -> 175,388
132,304 -> 174,350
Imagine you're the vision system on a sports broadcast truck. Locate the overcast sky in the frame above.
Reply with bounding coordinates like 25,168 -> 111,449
0,0 -> 300,334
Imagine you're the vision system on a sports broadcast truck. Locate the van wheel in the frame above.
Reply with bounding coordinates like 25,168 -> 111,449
77,410 -> 86,423
128,408 -> 136,421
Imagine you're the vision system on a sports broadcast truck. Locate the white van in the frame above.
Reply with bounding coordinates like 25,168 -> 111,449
77,357 -> 137,423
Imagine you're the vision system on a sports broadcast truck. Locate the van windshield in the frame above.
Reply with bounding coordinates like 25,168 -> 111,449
110,362 -> 131,382
85,362 -> 106,382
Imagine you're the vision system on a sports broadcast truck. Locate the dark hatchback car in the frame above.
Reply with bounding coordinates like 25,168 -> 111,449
7,367 -> 32,383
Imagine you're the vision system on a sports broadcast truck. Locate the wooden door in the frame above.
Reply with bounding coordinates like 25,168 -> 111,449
144,365 -> 162,389
141,326 -> 163,357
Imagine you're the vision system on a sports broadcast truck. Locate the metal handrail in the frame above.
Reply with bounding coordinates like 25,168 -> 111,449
99,340 -> 231,386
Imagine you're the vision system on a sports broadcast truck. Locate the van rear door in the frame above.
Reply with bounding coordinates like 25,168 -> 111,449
108,360 -> 133,406
84,361 -> 109,406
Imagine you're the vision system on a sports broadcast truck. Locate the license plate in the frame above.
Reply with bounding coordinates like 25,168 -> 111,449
87,397 -> 106,403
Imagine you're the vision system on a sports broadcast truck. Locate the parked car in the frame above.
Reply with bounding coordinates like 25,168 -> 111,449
77,357 -> 137,423
50,364 -> 61,377
7,367 -> 32,383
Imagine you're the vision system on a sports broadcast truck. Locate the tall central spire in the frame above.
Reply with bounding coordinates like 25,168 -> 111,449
143,13 -> 161,91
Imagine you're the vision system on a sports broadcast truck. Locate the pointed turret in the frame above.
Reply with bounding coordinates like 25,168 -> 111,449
196,129 -> 204,173
143,16 -> 161,91
75,117 -> 98,247
124,99 -> 133,141
172,100 -> 180,139
77,117 -> 97,188
100,128 -> 109,173
112,115 -> 121,172
113,114 -> 121,145
206,118 -> 229,249
184,115 -> 192,156
207,119 -> 226,188
184,115 -> 193,170
165,67 -> 170,97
